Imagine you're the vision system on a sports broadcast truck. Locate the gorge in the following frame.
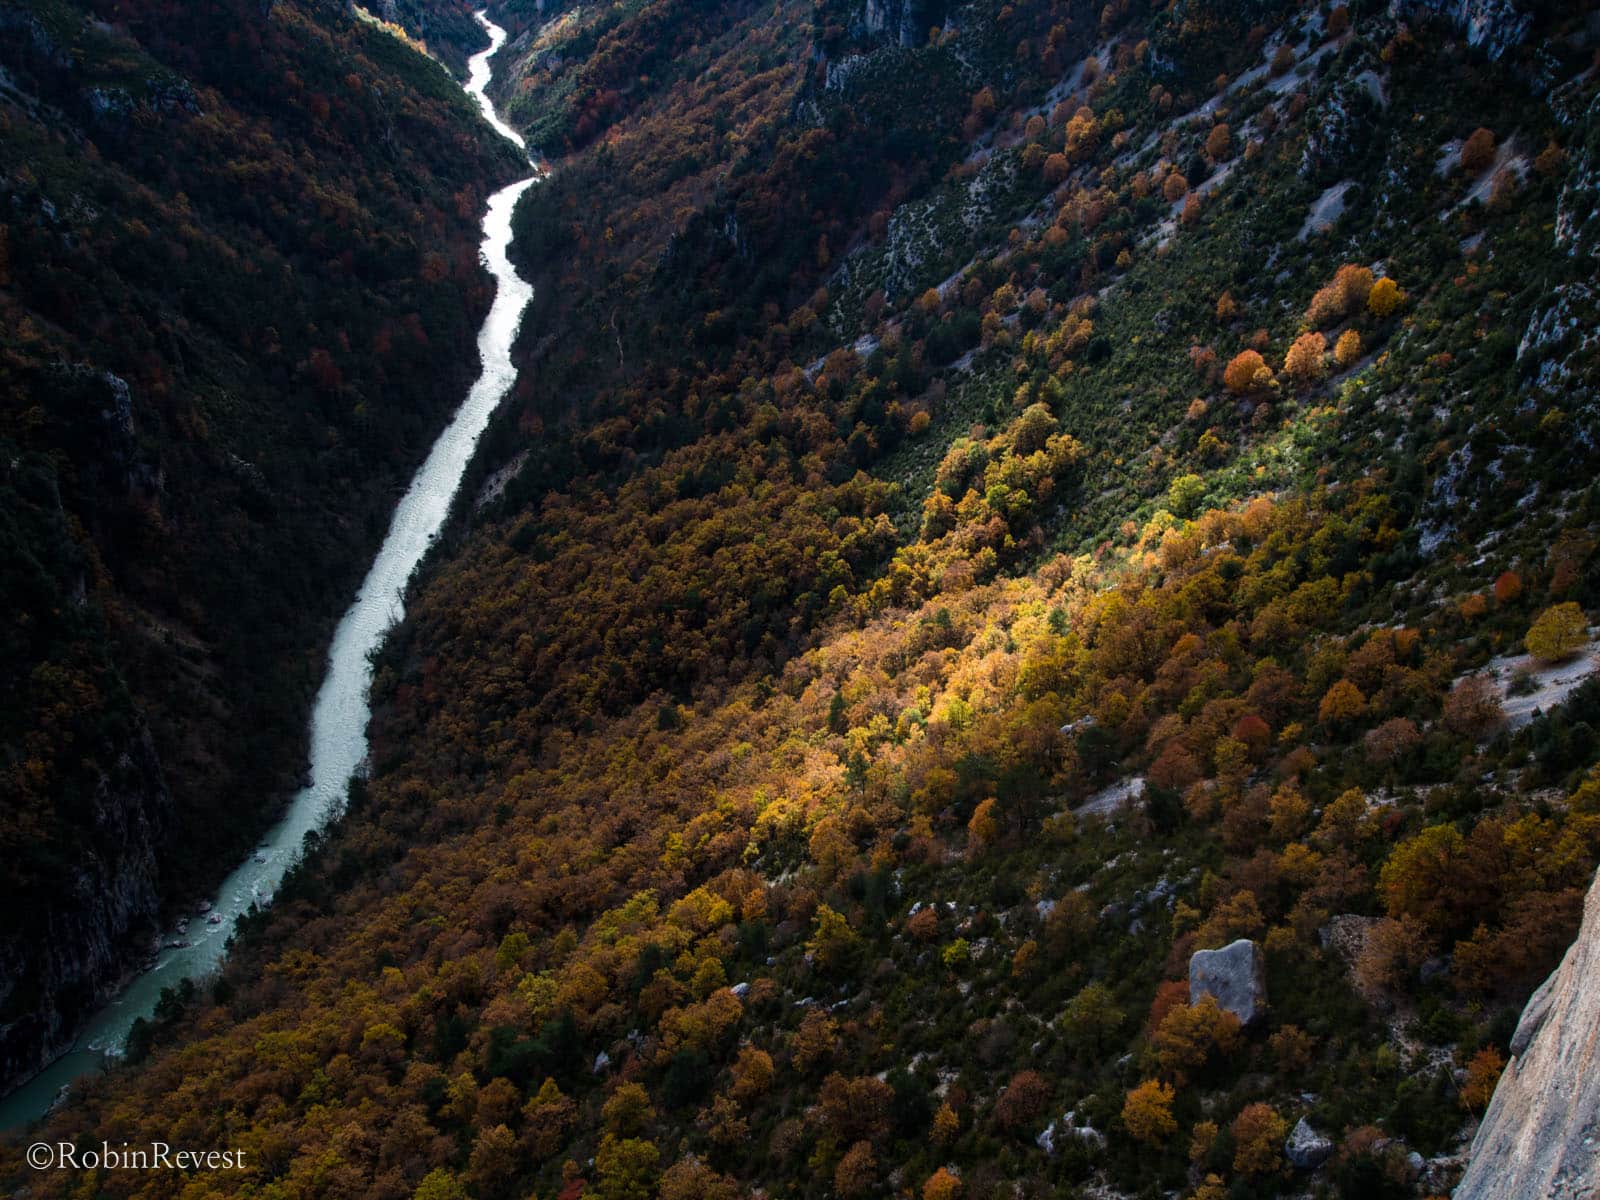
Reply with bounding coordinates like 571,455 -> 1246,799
0,9 -> 537,1132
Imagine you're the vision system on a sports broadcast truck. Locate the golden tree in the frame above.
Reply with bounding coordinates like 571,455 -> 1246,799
1122,1079 -> 1178,1143
1526,602 -> 1587,662
1283,331 -> 1327,388
1231,1103 -> 1288,1176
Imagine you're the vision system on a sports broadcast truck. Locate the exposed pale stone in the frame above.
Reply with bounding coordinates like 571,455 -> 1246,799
1456,868 -> 1600,1199
1285,1117 -> 1333,1170
1189,938 -> 1266,1026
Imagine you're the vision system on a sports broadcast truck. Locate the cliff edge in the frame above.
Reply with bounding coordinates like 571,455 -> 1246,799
1456,867 -> 1600,1199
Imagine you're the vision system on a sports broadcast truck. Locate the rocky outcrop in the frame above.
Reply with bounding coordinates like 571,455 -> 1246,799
1286,1116 -> 1334,1170
1454,867 -> 1600,1199
1388,0 -> 1532,60
1189,938 -> 1267,1026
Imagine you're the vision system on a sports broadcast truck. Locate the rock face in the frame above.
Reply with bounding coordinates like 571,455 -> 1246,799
0,727 -> 170,1092
1388,0 -> 1531,60
1455,867 -> 1600,1200
1285,1117 -> 1334,1170
1189,939 -> 1267,1026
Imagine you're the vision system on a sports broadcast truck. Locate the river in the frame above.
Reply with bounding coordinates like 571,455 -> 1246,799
0,11 -> 538,1132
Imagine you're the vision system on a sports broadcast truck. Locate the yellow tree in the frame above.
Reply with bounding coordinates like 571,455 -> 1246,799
1526,602 -> 1587,662
1122,1079 -> 1178,1143
1231,1103 -> 1288,1176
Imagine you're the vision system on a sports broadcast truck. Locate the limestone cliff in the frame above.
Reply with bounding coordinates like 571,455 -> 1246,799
1455,867 -> 1600,1199
1389,0 -> 1533,60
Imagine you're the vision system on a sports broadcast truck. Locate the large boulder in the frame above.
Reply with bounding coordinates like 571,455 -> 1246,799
1285,1117 -> 1333,1170
1189,938 -> 1267,1026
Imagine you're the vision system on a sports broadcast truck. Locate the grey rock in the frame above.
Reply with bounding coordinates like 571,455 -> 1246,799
1286,1117 -> 1333,1170
1189,938 -> 1267,1026
1456,867 -> 1600,1199
1038,1110 -> 1105,1155
1389,0 -> 1531,60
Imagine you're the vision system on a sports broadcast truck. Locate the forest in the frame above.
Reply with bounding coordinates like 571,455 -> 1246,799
3,0 -> 1600,1197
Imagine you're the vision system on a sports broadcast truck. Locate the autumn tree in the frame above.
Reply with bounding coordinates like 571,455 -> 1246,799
1283,331 -> 1326,388
1224,349 -> 1270,394
1333,327 -> 1362,369
924,1167 -> 963,1200
1460,127 -> 1496,173
1307,264 -> 1374,326
834,1141 -> 877,1196
1205,123 -> 1232,162
524,1078 -> 577,1161
1153,995 -> 1242,1078
1231,1103 -> 1288,1176
1366,275 -> 1405,318
1460,1046 -> 1506,1111
1318,679 -> 1366,727
791,1007 -> 837,1073
818,1073 -> 894,1144
994,1069 -> 1052,1132
602,1082 -> 655,1137
1353,915 -> 1431,993
1163,172 -> 1190,203
1122,1079 -> 1178,1143
658,1158 -> 741,1200
1379,824 -> 1467,935
467,1125 -> 518,1199
729,1045 -> 774,1102
967,797 -> 1000,851
1442,675 -> 1505,740
1526,602 -> 1587,663
1365,717 -> 1421,767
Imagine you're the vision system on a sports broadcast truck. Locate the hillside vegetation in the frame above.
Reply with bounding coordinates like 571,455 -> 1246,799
5,0 -> 1600,1198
